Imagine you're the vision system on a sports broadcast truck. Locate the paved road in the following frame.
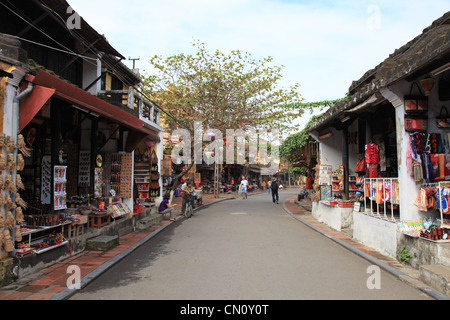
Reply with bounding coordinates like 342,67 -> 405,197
70,190 -> 431,300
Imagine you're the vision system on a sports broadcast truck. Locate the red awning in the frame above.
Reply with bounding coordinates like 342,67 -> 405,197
19,85 -> 55,132
27,70 -> 160,142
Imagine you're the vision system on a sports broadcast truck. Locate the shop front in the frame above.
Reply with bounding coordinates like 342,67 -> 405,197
10,70 -> 162,276
308,12 -> 450,265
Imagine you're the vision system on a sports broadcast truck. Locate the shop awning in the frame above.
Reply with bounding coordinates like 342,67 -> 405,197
24,70 -> 160,144
19,85 -> 55,132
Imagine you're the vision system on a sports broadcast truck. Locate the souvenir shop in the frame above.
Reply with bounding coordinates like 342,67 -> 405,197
9,72 -> 161,259
406,123 -> 450,242
317,102 -> 399,211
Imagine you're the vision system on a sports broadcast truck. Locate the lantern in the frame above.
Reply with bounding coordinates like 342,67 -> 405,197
420,78 -> 435,96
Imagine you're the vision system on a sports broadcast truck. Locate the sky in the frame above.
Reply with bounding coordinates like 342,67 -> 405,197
69,0 -> 449,128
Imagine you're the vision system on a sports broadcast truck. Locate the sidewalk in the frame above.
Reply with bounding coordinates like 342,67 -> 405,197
0,190 -> 260,300
0,189 -> 446,300
283,196 -> 449,300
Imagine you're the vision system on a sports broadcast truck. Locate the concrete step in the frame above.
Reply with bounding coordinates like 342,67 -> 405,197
135,215 -> 163,231
419,264 -> 450,296
86,235 -> 119,252
439,243 -> 450,267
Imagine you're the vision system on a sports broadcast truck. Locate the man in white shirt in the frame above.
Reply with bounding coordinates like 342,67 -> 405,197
240,176 -> 249,199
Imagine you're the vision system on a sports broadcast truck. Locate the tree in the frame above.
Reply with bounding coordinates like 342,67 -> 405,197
141,41 -> 303,188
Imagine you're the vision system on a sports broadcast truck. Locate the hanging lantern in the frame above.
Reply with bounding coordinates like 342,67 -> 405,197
207,132 -> 215,139
420,78 -> 435,96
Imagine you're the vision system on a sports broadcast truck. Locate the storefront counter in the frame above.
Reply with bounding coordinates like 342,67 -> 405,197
313,201 -> 354,232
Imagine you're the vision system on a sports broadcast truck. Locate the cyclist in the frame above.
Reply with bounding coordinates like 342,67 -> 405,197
181,180 -> 195,214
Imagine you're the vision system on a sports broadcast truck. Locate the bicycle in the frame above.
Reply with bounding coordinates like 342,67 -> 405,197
183,194 -> 195,219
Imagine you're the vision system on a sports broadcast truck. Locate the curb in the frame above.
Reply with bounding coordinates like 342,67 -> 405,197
51,195 -> 238,300
281,198 -> 450,301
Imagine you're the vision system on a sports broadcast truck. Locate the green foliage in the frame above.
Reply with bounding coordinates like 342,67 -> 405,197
398,246 -> 413,265
141,40 -> 304,133
280,113 -> 324,161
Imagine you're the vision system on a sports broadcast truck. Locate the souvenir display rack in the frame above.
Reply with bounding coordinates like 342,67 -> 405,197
364,178 -> 400,221
54,166 -> 67,211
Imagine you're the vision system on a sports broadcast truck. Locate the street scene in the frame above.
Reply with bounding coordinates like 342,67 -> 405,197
68,189 -> 431,301
0,0 -> 449,306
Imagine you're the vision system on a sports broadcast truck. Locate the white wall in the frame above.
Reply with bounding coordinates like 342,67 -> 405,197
318,128 -> 343,170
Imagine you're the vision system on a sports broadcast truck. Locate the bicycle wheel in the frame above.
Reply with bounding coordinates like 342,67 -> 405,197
184,203 -> 193,218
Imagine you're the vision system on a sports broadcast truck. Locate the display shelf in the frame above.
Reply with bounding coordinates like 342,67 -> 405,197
32,241 -> 69,255
18,220 -> 72,256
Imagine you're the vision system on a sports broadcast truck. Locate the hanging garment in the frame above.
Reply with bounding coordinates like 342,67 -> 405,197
406,136 -> 413,174
383,181 -> 391,202
413,162 -> 424,183
367,164 -> 378,178
410,133 -> 425,163
391,181 -> 400,205
376,181 -> 384,204
365,143 -> 380,164
423,153 -> 434,183
437,186 -> 448,213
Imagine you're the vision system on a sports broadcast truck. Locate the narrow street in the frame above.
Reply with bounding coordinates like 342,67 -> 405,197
70,190 -> 431,300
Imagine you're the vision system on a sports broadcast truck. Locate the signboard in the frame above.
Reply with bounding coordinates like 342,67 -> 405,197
319,164 -> 332,185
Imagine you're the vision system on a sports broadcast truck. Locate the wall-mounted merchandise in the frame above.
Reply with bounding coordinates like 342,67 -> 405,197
405,115 -> 428,133
54,166 -> 67,211
404,82 -> 428,113
436,106 -> 450,128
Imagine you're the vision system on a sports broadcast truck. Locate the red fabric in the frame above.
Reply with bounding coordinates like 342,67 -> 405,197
365,143 -> 380,164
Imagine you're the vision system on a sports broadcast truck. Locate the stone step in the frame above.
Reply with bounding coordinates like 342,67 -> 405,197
86,235 -> 119,252
419,264 -> 450,296
135,215 -> 163,231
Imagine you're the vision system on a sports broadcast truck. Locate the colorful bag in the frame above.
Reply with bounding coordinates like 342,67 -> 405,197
405,82 -> 428,113
355,157 -> 366,173
405,115 -> 428,133
436,106 -> 450,128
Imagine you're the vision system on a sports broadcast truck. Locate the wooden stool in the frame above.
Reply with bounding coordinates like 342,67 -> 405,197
89,213 -> 111,228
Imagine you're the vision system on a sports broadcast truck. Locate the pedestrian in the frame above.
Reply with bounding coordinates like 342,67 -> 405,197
268,180 -> 272,194
159,193 -> 177,221
240,176 -> 248,199
181,180 -> 195,214
271,177 -> 279,204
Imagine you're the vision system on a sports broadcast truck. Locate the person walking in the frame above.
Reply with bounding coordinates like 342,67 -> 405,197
159,193 -> 177,221
240,176 -> 248,199
271,177 -> 279,204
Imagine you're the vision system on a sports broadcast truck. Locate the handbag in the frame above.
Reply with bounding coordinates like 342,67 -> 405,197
150,150 -> 158,164
436,106 -> 450,128
405,82 -> 428,113
439,71 -> 450,101
134,149 -> 142,163
405,115 -> 428,133
149,181 -> 160,189
355,157 -> 366,174
151,172 -> 160,181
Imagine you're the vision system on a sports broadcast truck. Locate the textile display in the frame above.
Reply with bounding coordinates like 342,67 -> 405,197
364,179 -> 399,205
